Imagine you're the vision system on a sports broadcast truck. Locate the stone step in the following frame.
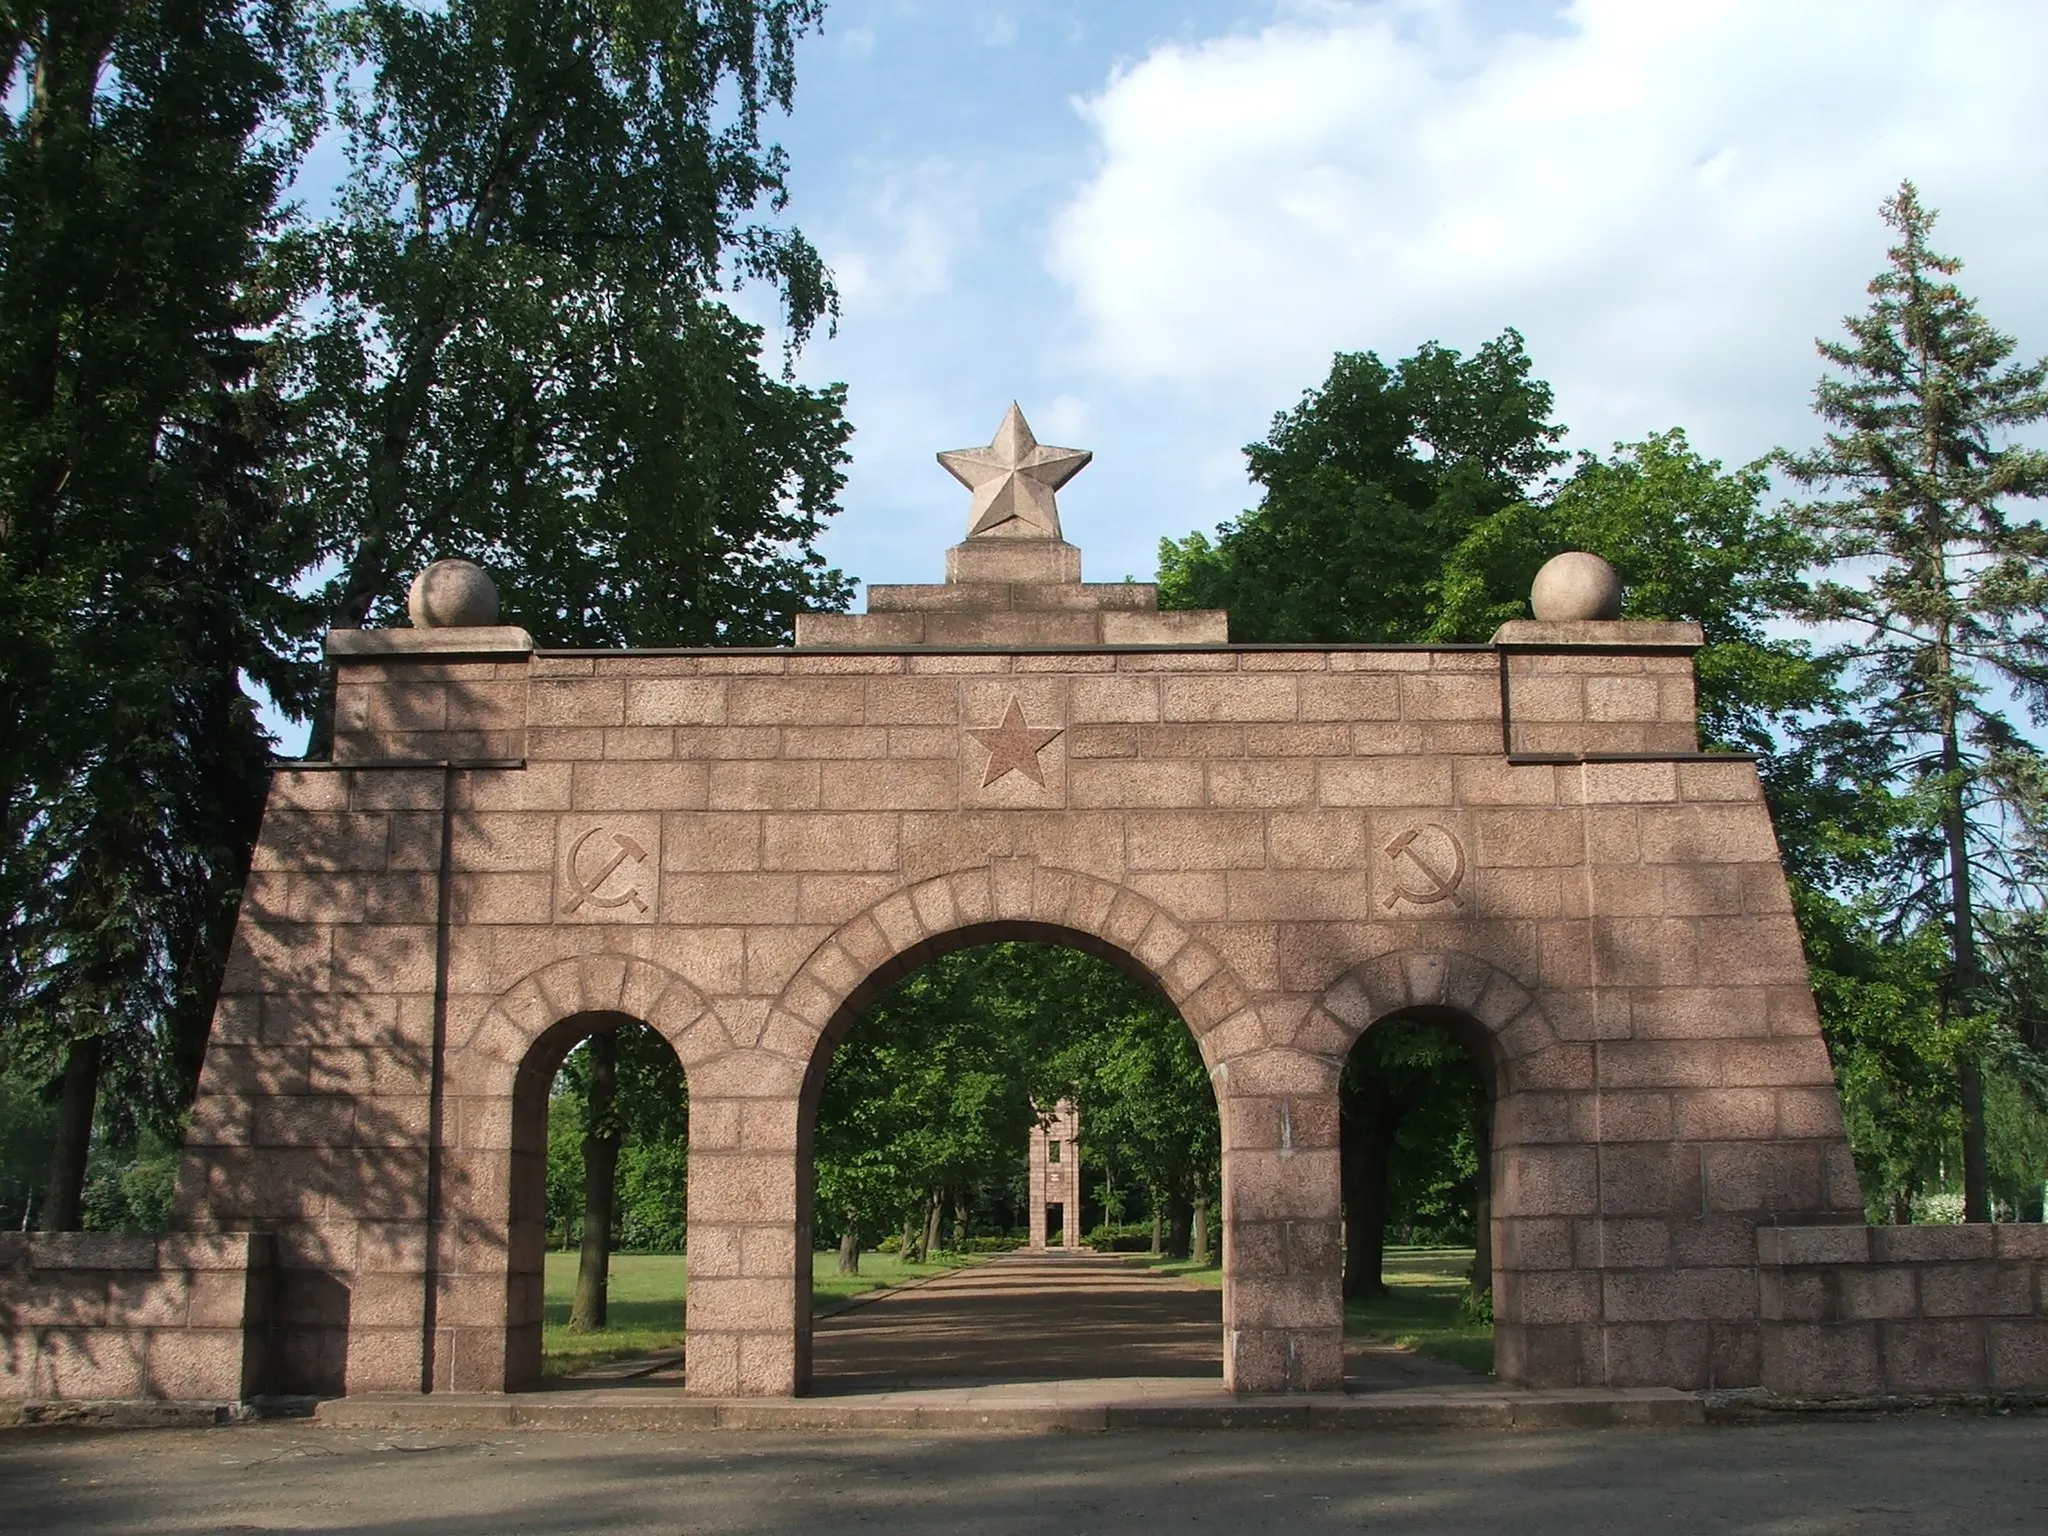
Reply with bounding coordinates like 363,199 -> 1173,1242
312,1384 -> 1704,1434
866,581 -> 1160,613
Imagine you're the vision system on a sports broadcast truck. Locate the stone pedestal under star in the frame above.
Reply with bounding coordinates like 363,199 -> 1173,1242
938,403 -> 1091,540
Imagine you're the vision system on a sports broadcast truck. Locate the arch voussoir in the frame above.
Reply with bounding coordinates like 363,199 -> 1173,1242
945,867 -> 995,927
578,952 -> 629,1013
909,876 -> 957,935
1317,948 -> 1561,1069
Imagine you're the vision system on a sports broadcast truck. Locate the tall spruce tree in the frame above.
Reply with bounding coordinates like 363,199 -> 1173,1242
0,1 -> 316,1226
1780,181 -> 2048,1222
296,0 -> 852,755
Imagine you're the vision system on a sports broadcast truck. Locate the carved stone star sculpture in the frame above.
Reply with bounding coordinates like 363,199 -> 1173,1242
938,403 -> 1092,540
970,698 -> 1064,788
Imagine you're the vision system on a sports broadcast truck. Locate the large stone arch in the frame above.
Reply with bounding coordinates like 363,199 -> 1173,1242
434,952 -> 712,1392
675,862 -> 1347,1395
768,862 -> 1247,1070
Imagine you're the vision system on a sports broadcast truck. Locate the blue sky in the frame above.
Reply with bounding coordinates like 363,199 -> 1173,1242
740,0 -> 2048,599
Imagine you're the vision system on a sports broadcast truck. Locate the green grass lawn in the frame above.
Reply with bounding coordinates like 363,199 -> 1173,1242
810,1248 -> 979,1309
1345,1245 -> 1494,1376
540,1249 -> 979,1377
542,1252 -> 689,1377
541,1245 -> 1493,1379
1121,1252 -> 1223,1288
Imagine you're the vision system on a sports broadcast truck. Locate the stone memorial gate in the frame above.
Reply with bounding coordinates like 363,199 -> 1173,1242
7,405 -> 2044,1408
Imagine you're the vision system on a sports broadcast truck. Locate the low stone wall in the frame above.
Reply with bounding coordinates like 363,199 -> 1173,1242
0,1233 -> 271,1403
1758,1223 -> 2048,1397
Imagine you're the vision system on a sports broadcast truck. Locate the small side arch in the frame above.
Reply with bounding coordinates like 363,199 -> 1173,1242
461,952 -> 725,1104
1311,947 -> 1575,1390
445,953 -> 712,1392
1311,948 -> 1565,1082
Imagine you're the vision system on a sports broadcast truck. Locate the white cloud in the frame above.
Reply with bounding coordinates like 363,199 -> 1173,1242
1049,0 -> 2048,464
823,160 -> 973,311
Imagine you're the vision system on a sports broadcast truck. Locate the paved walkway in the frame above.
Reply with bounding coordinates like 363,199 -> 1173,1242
319,1250 -> 1668,1430
13,1418 -> 2048,1534
812,1250 -> 1223,1390
810,1250 -> 1479,1395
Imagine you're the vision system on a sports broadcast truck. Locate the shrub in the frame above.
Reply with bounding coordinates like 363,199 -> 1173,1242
1912,1191 -> 1966,1226
1085,1221 -> 1155,1253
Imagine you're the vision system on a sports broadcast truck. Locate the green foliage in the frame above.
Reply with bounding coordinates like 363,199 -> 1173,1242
1084,1222 -> 1156,1252
1158,331 -> 1564,642
297,0 -> 853,652
1342,1019 -> 1486,1251
545,1023 -> 688,1251
0,1068 -> 58,1229
0,1 -> 321,1220
80,1132 -> 182,1234
814,944 -> 1220,1250
1780,181 -> 2048,1219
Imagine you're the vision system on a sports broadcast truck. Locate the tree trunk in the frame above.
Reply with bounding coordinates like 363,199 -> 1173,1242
923,1190 -> 943,1256
2019,1181 -> 2045,1225
1190,1197 -> 1210,1266
39,1034 -> 101,1232
952,1188 -> 969,1250
1939,665 -> 1992,1223
1149,1195 -> 1164,1256
1343,1127 -> 1393,1298
899,1209 -> 922,1264
1167,1192 -> 1192,1260
837,1217 -> 860,1275
1469,1101 -> 1493,1300
568,1031 -> 618,1332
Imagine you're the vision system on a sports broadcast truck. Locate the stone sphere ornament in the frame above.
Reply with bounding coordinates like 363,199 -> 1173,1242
407,559 -> 501,628
1530,551 -> 1623,622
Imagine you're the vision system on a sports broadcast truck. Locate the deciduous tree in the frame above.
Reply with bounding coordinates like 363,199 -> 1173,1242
296,0 -> 853,756
1157,332 -> 1564,642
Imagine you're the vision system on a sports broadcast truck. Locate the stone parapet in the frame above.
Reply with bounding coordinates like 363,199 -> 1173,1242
327,626 -> 534,659
1494,619 -> 1705,758
0,1233 -> 272,1402
1757,1222 -> 2048,1396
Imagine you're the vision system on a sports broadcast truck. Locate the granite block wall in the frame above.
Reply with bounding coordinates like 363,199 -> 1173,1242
1759,1223 -> 2048,1396
0,1234 -> 271,1402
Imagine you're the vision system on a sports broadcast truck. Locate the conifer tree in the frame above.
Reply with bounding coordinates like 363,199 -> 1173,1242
1780,181 -> 2048,1222
0,0 -> 316,1226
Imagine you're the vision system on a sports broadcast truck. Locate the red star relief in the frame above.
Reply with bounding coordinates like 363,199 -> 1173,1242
970,698 -> 1064,788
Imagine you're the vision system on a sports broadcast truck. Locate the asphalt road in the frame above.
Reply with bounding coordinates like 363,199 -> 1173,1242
2,1416 -> 2042,1535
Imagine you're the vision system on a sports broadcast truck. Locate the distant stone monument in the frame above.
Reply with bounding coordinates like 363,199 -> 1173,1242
1027,1100 -> 1081,1252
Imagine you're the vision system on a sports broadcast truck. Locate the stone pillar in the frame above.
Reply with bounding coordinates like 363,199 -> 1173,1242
1027,1100 -> 1080,1252
684,1069 -> 804,1397
1218,1051 -> 1344,1393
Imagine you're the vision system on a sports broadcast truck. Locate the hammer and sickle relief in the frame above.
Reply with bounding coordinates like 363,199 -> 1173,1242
1382,823 -> 1467,910
562,826 -> 650,915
